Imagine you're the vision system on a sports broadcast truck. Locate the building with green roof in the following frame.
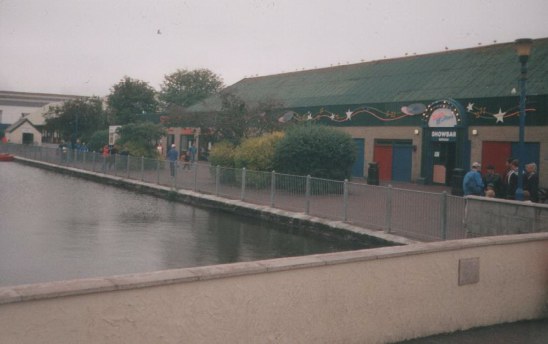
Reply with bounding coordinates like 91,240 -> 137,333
189,38 -> 548,191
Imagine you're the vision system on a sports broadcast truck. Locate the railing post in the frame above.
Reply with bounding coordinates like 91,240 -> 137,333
440,191 -> 448,240
140,156 -> 144,181
270,170 -> 276,208
343,179 -> 348,222
215,165 -> 220,196
156,159 -> 160,184
240,167 -> 246,201
305,175 -> 311,215
384,185 -> 393,233
172,162 -> 177,189
193,162 -> 198,192
113,154 -> 118,176
126,155 -> 130,178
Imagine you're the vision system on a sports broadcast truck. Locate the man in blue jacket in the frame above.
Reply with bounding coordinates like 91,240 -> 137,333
167,144 -> 179,177
463,162 -> 484,196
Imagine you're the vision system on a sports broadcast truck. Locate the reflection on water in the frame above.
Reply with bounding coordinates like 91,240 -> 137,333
0,163 -> 375,287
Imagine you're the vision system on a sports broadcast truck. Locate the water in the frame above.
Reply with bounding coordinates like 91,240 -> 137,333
0,163 -> 376,287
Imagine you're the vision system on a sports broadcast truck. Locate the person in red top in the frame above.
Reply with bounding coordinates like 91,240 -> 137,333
102,145 -> 110,172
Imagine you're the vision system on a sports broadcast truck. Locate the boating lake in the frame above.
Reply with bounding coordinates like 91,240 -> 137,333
0,162 -> 375,287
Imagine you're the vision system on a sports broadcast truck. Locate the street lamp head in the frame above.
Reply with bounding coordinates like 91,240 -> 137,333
515,38 -> 533,63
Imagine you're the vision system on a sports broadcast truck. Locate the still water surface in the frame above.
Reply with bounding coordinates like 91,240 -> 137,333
0,163 -> 373,287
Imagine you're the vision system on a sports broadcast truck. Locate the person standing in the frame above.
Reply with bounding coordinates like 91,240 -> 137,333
167,144 -> 179,177
506,159 -> 519,199
501,157 -> 514,199
463,162 -> 484,196
188,143 -> 197,163
524,162 -> 539,202
181,151 -> 191,171
483,164 -> 502,198
108,145 -> 117,170
102,144 -> 110,172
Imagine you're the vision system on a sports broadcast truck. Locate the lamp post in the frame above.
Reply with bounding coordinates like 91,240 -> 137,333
514,38 -> 533,201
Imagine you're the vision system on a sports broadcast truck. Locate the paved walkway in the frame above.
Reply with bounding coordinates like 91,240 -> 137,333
396,318 -> 548,343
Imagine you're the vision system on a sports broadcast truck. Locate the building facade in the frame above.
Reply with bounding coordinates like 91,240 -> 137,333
189,38 -> 548,187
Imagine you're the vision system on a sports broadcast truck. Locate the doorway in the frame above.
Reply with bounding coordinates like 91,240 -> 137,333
22,133 -> 34,145
431,141 -> 456,185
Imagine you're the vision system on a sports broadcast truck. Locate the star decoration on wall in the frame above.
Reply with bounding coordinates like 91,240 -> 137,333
493,108 -> 506,123
465,103 -> 533,122
345,109 -> 353,120
466,103 -> 474,112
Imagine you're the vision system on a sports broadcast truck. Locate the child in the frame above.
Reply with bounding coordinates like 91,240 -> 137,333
181,151 -> 191,170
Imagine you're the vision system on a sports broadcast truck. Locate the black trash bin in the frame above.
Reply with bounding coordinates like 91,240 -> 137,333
451,168 -> 465,196
367,162 -> 379,185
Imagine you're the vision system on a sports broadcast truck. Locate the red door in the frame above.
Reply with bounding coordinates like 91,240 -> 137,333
374,145 -> 393,181
481,141 -> 511,175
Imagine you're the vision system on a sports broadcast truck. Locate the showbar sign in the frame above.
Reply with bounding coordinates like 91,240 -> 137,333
431,130 -> 457,142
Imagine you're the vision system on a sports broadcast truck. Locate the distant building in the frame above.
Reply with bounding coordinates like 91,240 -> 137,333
0,91 -> 82,125
0,91 -> 84,144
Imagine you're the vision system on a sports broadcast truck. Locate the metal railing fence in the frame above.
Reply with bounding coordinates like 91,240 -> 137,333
1,143 -> 466,241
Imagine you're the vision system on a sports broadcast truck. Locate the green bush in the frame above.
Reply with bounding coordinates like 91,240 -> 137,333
209,141 -> 237,184
273,124 -> 356,181
209,141 -> 236,167
233,132 -> 284,171
232,132 -> 284,189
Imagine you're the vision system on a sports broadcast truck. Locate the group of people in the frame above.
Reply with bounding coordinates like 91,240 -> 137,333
167,143 -> 197,177
463,158 -> 540,202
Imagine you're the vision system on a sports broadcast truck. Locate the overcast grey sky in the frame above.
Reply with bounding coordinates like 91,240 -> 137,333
1,0 -> 547,97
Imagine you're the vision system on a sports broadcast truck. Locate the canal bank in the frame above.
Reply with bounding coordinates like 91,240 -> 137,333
13,156 -> 416,247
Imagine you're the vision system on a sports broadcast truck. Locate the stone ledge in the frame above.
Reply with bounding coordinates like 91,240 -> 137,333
1,232 -> 546,306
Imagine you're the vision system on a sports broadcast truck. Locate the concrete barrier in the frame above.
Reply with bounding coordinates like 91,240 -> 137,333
465,196 -> 548,237
1,233 -> 547,343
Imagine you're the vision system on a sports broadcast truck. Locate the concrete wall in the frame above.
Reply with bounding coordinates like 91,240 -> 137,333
465,196 -> 548,236
1,233 -> 547,344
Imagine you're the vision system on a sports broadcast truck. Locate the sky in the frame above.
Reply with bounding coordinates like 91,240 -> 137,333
1,0 -> 548,97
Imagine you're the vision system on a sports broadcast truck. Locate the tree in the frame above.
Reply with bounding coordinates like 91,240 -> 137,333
44,97 -> 107,146
116,122 -> 165,158
87,129 -> 109,152
107,76 -> 158,125
211,92 -> 282,145
159,69 -> 223,109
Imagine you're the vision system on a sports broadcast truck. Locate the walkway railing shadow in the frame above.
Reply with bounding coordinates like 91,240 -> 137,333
2,144 -> 466,241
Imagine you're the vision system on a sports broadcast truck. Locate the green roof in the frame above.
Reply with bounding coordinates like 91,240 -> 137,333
190,38 -> 548,112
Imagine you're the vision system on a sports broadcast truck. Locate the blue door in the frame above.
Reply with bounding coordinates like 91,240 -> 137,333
392,144 -> 412,182
352,138 -> 365,177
